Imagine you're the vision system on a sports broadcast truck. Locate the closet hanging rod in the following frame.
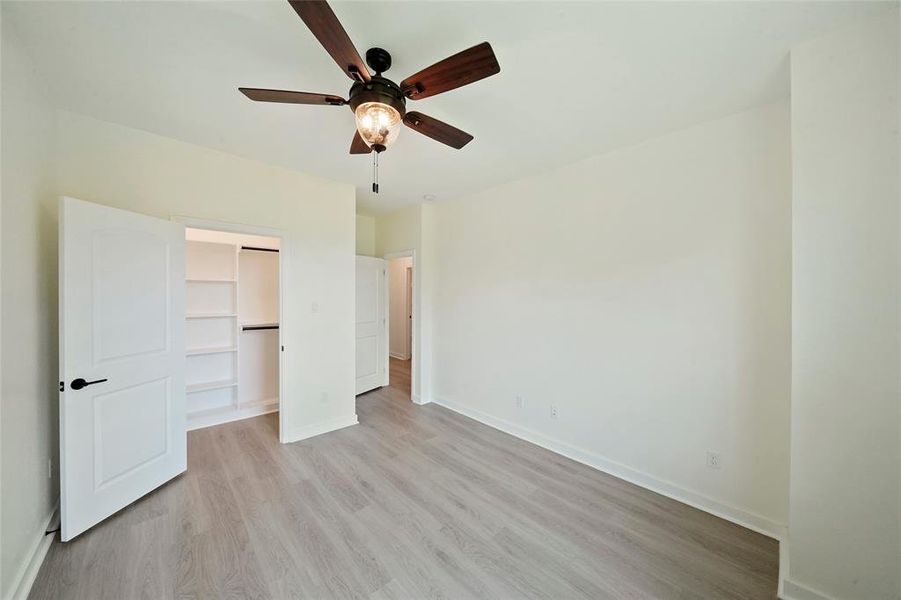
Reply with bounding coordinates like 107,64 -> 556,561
242,324 -> 279,331
241,246 -> 279,253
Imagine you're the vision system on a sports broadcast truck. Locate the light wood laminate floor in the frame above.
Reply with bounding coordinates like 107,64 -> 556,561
30,362 -> 777,599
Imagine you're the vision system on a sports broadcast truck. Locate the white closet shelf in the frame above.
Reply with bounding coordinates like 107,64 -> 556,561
239,397 -> 278,409
186,345 -> 237,356
187,401 -> 277,426
186,379 -> 238,394
186,278 -> 236,283
186,313 -> 237,319
188,405 -> 228,419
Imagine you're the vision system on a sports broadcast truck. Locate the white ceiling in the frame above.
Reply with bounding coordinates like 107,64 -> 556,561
5,1 -> 891,215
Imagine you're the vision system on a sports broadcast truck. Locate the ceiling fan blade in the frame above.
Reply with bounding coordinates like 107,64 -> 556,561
239,88 -> 346,105
403,111 -> 474,149
350,130 -> 372,154
400,42 -> 500,100
288,0 -> 370,82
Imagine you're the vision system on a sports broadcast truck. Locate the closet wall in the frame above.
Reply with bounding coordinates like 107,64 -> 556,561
185,228 -> 280,430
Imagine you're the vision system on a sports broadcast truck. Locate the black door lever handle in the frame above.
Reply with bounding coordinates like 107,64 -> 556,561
70,377 -> 108,391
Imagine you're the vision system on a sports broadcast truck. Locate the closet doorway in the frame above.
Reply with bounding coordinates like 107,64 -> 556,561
386,253 -> 413,397
183,225 -> 283,435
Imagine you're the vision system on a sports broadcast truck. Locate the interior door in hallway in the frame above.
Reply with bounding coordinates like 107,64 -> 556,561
355,255 -> 387,394
59,197 -> 186,541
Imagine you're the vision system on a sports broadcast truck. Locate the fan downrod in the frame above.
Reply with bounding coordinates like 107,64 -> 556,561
365,47 -> 392,74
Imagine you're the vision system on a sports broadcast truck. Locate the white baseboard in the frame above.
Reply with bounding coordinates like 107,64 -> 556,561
780,579 -> 837,600
778,539 -> 790,598
7,501 -> 58,600
431,396 -> 786,541
282,413 -> 358,443
411,393 -> 431,405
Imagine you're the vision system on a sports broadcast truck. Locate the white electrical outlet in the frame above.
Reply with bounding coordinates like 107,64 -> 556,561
706,451 -> 721,469
550,405 -> 559,419
515,395 -> 524,408
320,391 -> 329,404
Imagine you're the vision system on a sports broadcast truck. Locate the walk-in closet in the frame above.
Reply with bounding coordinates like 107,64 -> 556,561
184,227 -> 281,431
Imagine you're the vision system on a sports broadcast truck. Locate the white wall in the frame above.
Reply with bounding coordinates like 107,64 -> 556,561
54,110 -> 357,444
786,13 -> 900,600
431,102 -> 792,536
1,22 -> 356,588
388,256 -> 412,359
0,16 -> 60,599
375,204 -> 422,257
356,214 -> 375,257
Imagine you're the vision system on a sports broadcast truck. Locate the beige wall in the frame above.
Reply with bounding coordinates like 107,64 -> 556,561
430,102 -> 793,537
355,214 -> 375,257
1,16 -> 60,598
787,13 -> 900,600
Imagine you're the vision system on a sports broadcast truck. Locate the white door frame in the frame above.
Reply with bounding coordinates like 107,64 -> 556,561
383,250 -> 418,403
404,265 -> 413,360
171,215 -> 289,443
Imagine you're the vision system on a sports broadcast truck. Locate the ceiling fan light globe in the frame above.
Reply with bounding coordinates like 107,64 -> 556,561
354,102 -> 401,148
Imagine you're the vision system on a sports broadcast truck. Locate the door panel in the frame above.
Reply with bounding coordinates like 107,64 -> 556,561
93,230 -> 170,361
93,377 -> 170,488
60,197 -> 186,541
355,256 -> 387,394
356,336 -> 378,377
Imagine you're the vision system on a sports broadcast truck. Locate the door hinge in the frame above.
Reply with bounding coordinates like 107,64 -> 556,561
59,381 -> 64,392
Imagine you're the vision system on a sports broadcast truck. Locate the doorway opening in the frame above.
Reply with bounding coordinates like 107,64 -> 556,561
184,226 -> 282,435
387,254 -> 413,398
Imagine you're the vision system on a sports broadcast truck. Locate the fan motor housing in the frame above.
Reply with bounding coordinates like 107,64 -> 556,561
348,75 -> 406,118
365,47 -> 392,74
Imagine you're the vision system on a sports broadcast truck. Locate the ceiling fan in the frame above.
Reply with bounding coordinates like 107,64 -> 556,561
239,0 -> 501,192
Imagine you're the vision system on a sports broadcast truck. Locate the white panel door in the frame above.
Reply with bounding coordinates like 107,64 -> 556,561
356,256 -> 387,394
59,197 -> 186,541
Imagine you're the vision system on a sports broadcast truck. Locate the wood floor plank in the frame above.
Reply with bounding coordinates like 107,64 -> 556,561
29,358 -> 777,599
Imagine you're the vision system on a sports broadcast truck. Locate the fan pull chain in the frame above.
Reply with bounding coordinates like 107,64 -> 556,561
372,151 -> 379,194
